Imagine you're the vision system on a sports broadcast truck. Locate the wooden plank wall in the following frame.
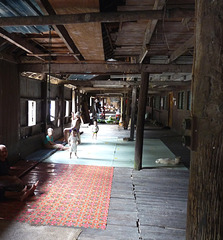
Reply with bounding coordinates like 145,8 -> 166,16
0,60 -> 20,162
0,60 -> 73,162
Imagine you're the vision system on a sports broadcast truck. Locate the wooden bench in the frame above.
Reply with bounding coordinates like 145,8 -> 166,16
25,148 -> 57,162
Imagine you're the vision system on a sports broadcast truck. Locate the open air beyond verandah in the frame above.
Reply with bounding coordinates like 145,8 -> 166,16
0,123 -> 190,240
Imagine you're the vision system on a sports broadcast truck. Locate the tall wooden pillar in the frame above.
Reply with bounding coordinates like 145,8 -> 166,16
134,72 -> 149,170
41,74 -> 47,132
59,85 -> 64,131
47,73 -> 51,124
119,97 -> 124,125
74,89 -> 78,113
124,93 -> 131,130
72,89 -> 75,113
77,89 -> 81,112
186,1 -> 223,239
130,86 -> 137,140
122,93 -> 127,128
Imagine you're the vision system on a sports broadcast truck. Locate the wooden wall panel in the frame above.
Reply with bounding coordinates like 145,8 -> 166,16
20,77 -> 42,128
0,60 -> 19,161
20,76 -> 42,99
64,86 -> 72,100
0,60 -> 73,160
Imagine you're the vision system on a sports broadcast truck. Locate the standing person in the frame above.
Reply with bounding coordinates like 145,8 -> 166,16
92,120 -> 99,140
63,112 -> 83,144
0,144 -> 39,201
72,112 -> 82,144
44,128 -> 68,150
68,129 -> 78,159
63,112 -> 75,143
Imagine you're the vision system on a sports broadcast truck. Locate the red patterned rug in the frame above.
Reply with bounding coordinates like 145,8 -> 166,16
1,165 -> 113,229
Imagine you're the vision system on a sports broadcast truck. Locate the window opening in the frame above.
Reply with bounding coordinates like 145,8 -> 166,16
50,100 -> 56,121
65,101 -> 69,117
28,100 -> 36,126
187,91 -> 191,110
177,92 -> 185,109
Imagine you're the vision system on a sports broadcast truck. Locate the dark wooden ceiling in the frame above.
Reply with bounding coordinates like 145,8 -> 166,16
0,0 -> 194,95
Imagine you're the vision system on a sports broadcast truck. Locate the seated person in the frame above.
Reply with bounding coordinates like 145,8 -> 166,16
0,144 -> 39,201
44,128 -> 69,150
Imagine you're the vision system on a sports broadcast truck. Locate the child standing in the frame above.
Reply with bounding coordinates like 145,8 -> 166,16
92,120 -> 99,140
68,129 -> 78,158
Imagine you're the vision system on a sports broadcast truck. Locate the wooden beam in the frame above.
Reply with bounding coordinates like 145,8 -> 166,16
0,9 -> 195,27
0,52 -> 17,63
19,62 -> 192,74
58,80 -> 139,86
149,86 -> 178,91
95,93 -> 124,97
168,36 -> 194,63
27,53 -> 78,57
59,79 -> 188,87
134,72 -> 149,170
142,64 -> 192,73
0,28 -> 45,62
78,87 -> 130,93
186,1 -> 223,239
138,0 -> 166,63
150,80 -> 191,86
36,0 -> 84,61
53,25 -> 84,61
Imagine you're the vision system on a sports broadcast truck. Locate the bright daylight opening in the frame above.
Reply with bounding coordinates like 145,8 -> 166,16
28,100 -> 36,126
50,100 -> 56,121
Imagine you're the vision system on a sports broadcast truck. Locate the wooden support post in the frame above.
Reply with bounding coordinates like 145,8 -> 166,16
130,86 -> 137,140
134,72 -> 149,170
77,89 -> 80,112
124,93 -> 131,130
82,94 -> 90,123
74,89 -> 78,113
72,89 -> 75,113
41,74 -> 47,132
186,1 -> 223,239
59,85 -> 64,131
119,97 -> 123,126
122,94 -> 127,128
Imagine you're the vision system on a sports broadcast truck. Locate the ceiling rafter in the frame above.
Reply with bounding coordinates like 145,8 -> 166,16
0,27 -> 45,62
0,1 -> 195,92
58,80 -> 139,87
36,0 -> 84,61
0,51 -> 17,63
138,0 -> 166,63
168,36 -> 194,63
78,87 -> 130,93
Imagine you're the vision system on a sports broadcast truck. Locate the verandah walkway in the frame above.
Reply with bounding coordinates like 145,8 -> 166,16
0,124 -> 190,240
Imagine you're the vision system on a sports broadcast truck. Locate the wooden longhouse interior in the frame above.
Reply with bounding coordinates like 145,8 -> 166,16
0,0 -> 222,239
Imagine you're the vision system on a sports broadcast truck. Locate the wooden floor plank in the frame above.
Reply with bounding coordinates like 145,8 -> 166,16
79,225 -> 139,240
107,210 -> 138,227
109,198 -> 136,211
140,226 -> 186,240
131,168 -> 189,239
3,127 -> 190,240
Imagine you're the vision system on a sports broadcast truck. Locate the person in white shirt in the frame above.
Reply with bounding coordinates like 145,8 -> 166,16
68,129 -> 78,159
92,120 -> 99,140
